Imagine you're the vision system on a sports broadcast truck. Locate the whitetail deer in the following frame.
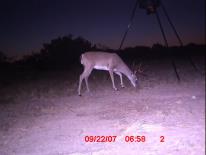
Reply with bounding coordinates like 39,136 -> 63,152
78,51 -> 138,96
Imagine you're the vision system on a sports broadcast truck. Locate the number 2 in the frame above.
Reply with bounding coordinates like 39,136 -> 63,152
160,136 -> 164,142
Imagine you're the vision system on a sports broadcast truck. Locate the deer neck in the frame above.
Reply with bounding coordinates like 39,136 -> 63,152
119,65 -> 132,79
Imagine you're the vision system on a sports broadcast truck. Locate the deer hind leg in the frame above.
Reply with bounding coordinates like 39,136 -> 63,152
85,76 -> 90,92
78,66 -> 93,96
109,70 -> 118,91
78,73 -> 84,96
115,72 -> 124,88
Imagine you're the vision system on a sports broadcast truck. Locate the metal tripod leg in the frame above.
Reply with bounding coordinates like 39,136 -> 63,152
155,10 -> 180,81
160,1 -> 183,46
161,0 -> 201,75
171,57 -> 180,81
119,0 -> 139,50
188,55 -> 202,74
155,11 -> 168,47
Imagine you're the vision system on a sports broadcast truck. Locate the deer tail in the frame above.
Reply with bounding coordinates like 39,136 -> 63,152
80,53 -> 85,65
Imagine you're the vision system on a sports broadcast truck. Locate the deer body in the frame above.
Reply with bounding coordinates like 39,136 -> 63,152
78,51 -> 137,96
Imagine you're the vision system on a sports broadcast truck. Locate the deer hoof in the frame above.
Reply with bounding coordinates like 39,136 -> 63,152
114,88 -> 118,91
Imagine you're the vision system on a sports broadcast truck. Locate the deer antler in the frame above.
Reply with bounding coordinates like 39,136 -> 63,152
132,61 -> 146,76
137,62 -> 144,73
131,60 -> 136,71
136,62 -> 147,76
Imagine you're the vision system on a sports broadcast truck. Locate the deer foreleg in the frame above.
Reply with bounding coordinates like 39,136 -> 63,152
115,72 -> 124,88
109,70 -> 117,91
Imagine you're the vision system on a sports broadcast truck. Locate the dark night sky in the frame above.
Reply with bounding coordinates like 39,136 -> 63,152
0,0 -> 205,57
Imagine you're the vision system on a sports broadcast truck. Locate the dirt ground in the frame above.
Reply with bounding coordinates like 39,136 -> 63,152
0,58 -> 205,155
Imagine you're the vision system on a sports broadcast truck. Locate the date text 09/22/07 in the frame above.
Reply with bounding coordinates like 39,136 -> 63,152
84,135 -> 165,143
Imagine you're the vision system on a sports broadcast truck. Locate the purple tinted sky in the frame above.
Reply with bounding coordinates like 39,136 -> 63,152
0,0 -> 205,57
